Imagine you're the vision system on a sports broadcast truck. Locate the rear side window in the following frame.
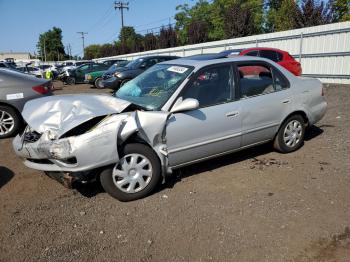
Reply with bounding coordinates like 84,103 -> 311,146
274,69 -> 289,91
237,64 -> 274,98
245,51 -> 259,57
276,51 -> 283,62
259,50 -> 278,62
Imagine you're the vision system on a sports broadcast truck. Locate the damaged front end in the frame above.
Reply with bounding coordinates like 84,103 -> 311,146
13,94 -> 171,186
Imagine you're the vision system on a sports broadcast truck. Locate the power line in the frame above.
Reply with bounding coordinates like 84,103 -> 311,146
134,16 -> 174,29
86,4 -> 114,33
77,32 -> 88,58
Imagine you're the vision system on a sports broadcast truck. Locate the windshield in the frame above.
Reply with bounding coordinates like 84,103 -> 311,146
107,61 -> 129,72
125,58 -> 144,70
115,64 -> 193,110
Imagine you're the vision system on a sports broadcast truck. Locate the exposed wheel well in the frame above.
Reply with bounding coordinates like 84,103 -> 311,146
118,132 -> 164,172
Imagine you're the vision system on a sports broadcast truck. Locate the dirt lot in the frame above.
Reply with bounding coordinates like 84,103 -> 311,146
0,82 -> 350,262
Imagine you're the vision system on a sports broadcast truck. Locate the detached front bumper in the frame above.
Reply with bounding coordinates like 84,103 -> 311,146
13,125 -> 121,173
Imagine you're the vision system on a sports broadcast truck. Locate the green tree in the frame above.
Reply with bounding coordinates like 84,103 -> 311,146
329,0 -> 350,22
175,1 -> 212,44
84,44 -> 101,59
267,0 -> 299,32
119,26 -> 144,53
296,0 -> 331,27
37,27 -> 66,61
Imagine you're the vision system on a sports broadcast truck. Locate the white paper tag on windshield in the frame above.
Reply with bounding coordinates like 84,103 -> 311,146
6,93 -> 24,100
167,66 -> 188,74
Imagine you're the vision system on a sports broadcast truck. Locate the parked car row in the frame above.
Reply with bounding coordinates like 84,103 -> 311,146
80,48 -> 302,92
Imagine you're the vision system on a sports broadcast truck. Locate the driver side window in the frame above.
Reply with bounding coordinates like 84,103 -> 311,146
182,65 -> 233,108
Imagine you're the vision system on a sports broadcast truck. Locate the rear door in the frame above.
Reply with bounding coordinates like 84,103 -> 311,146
236,61 -> 292,146
166,63 -> 242,167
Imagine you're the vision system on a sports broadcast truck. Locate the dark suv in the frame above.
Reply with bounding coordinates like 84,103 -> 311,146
102,55 -> 179,90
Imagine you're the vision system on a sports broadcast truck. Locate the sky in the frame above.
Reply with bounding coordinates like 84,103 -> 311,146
0,0 -> 195,57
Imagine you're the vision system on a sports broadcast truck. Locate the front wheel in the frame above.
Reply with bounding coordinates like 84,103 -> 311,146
274,115 -> 306,153
94,78 -> 104,89
100,143 -> 161,201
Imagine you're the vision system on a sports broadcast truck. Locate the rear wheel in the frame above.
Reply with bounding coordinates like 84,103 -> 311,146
94,78 -> 104,89
274,115 -> 305,153
100,143 -> 161,202
0,106 -> 21,139
66,77 -> 75,85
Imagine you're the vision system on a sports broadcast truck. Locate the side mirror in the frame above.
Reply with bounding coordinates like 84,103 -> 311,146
170,98 -> 199,113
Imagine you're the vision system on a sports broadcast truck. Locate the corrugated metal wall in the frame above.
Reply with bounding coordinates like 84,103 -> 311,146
96,21 -> 350,84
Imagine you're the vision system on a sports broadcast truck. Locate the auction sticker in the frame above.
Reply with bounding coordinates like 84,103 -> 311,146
167,66 -> 188,74
6,93 -> 24,100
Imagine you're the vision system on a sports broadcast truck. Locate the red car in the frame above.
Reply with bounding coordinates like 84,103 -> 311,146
224,47 -> 302,76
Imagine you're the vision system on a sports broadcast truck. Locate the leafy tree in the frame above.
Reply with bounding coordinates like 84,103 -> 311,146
159,24 -> 177,48
188,20 -> 209,44
296,0 -> 331,27
328,0 -> 350,22
224,2 -> 255,38
143,33 -> 159,51
37,27 -> 66,61
266,0 -> 299,32
84,44 -> 101,59
119,26 -> 144,53
175,1 -> 212,44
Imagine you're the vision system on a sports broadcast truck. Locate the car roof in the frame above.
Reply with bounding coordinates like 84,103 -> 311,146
161,55 -> 275,68
243,47 -> 287,53
140,55 -> 179,59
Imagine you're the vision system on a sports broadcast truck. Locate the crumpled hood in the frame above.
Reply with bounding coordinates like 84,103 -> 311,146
22,94 -> 131,137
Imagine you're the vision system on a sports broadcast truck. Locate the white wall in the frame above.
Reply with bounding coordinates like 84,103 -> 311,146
96,21 -> 350,84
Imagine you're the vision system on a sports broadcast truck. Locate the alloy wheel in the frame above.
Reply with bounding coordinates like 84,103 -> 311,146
0,110 -> 15,136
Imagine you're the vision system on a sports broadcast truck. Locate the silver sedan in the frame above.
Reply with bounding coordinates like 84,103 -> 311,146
13,56 -> 327,201
0,69 -> 52,138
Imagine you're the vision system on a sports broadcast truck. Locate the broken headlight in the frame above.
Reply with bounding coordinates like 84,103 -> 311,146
48,140 -> 72,159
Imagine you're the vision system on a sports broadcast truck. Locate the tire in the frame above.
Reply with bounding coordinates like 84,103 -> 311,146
94,78 -> 104,89
100,143 -> 161,202
66,77 -> 75,85
0,105 -> 21,139
273,114 -> 306,153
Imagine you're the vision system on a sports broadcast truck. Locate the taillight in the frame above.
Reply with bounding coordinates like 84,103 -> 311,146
322,87 -> 325,96
32,84 -> 49,94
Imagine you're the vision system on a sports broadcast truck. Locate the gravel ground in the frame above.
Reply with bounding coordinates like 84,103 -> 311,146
0,82 -> 349,262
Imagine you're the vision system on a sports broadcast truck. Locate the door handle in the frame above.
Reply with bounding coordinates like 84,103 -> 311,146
282,99 -> 291,104
226,111 -> 239,118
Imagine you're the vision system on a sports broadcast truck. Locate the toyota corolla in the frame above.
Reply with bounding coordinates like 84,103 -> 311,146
13,56 -> 327,201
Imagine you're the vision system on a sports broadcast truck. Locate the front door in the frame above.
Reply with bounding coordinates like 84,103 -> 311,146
166,64 -> 242,167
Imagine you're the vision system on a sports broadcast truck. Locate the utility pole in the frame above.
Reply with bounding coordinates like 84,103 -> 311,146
114,1 -> 129,29
68,44 -> 72,59
43,37 -> 47,62
77,32 -> 88,59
